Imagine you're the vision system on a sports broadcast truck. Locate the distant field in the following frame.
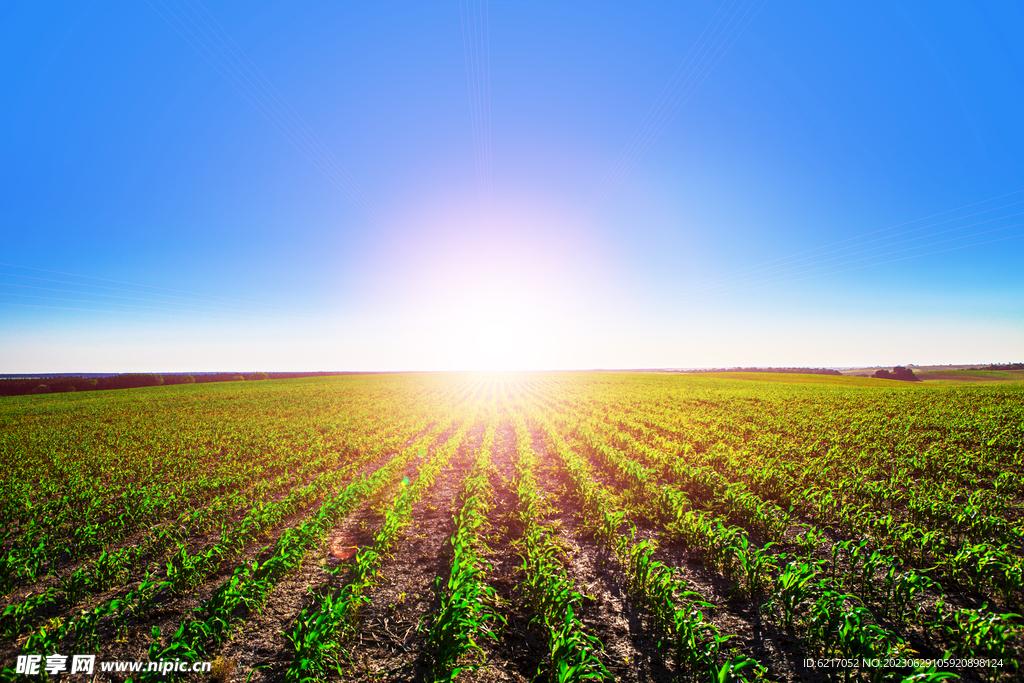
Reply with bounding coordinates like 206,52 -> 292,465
1,373 -> 1022,682
695,371 -> 881,386
915,369 -> 1024,383
839,366 -> 1024,384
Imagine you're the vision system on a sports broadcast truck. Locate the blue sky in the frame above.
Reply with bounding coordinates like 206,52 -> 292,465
2,0 -> 1022,371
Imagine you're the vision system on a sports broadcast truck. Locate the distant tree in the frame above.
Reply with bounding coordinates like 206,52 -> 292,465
0,370 -> 345,396
28,384 -> 51,394
49,377 -> 85,392
873,367 -> 919,382
97,374 -> 164,390
891,366 -> 919,381
683,367 -> 842,376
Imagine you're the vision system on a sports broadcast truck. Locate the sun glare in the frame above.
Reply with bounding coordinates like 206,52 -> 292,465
385,222 -> 593,371
435,283 -> 546,371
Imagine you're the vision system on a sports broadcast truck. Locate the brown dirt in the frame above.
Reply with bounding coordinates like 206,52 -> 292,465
469,422 -> 547,683
526,427 -> 676,682
325,424 -> 482,682
0,441 -> 425,682
198,428 -> 442,683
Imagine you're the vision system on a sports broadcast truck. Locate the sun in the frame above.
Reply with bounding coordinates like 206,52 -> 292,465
388,217 -> 596,371
438,296 -> 540,371
410,264 -> 565,371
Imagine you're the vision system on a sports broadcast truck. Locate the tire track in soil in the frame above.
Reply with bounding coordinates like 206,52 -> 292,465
543,422 -> 804,682
549,421 -> 812,683
648,531 -> 1002,683
527,428 -> 674,683
208,445 -> 434,683
326,423 -> 483,682
192,419 -> 445,682
634,529 -> 813,683
534,406 -> 807,682
472,420 -> 544,683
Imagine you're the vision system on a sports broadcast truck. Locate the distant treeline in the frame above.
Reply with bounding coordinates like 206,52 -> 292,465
0,371 -> 356,397
680,367 -> 842,376
980,363 -> 1024,371
872,366 -> 919,382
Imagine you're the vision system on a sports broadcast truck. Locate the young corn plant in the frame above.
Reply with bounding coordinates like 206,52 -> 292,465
512,410 -> 610,683
881,568 -> 934,622
532,407 -> 768,683
148,421 -> 463,682
429,419 -> 505,681
287,590 -> 360,683
711,653 -> 767,683
942,605 -> 1019,680
805,589 -> 854,656
832,606 -> 897,670
672,601 -> 726,680
771,559 -> 819,629
734,536 -> 776,597
0,588 -> 58,638
283,416 -> 474,683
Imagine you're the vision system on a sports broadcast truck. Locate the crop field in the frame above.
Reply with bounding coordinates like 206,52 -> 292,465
1,373 -> 1022,683
914,371 -> 1024,385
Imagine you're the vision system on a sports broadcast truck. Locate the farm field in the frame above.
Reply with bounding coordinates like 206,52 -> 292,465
838,368 -> 1024,384
1,373 -> 1022,683
912,371 -> 1024,385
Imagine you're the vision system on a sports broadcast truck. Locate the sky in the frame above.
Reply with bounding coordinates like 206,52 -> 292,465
2,0 -> 1023,372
